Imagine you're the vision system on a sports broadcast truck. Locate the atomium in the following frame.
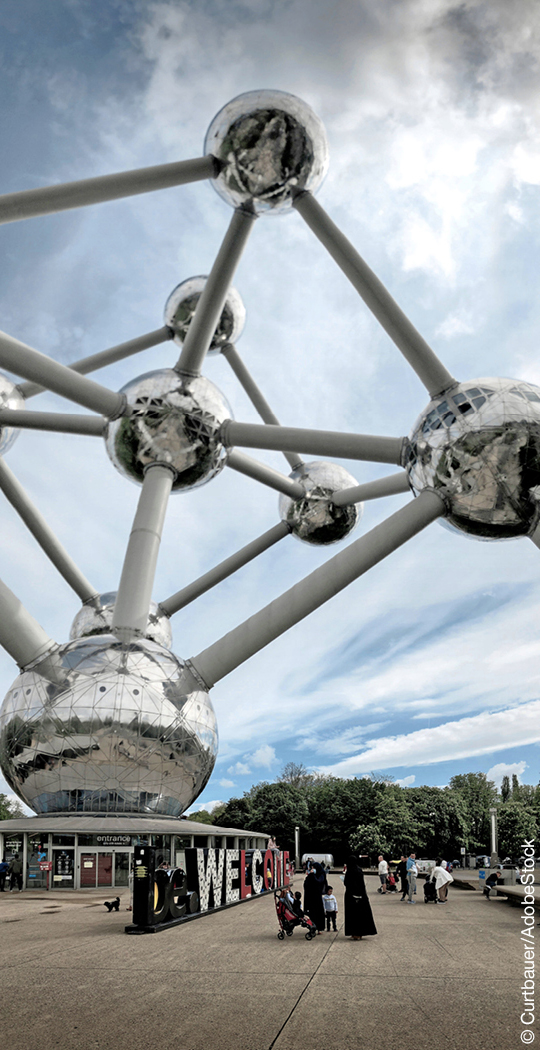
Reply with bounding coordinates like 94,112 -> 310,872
104,368 -> 233,490
164,276 -> 246,352
279,461 -> 362,545
204,89 -> 329,214
70,592 -> 172,648
0,636 -> 217,816
0,88 -> 537,820
406,378 -> 540,540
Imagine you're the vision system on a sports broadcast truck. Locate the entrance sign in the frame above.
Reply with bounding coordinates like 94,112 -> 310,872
128,845 -> 290,933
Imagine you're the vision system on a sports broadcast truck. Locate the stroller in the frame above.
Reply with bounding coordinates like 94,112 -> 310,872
423,876 -> 439,903
274,891 -> 317,940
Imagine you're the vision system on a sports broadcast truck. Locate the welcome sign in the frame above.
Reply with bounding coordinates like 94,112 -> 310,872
127,844 -> 291,933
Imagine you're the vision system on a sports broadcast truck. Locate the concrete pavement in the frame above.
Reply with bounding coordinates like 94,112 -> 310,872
0,873 -> 529,1049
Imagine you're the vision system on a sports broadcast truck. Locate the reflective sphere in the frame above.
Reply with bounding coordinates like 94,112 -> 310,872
405,377 -> 540,540
104,368 -> 232,490
164,276 -> 246,352
205,89 -> 329,215
70,592 -> 172,649
279,461 -> 361,545
0,372 -> 25,456
0,635 -> 218,816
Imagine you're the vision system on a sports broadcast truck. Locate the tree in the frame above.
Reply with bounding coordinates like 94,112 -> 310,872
448,773 -> 497,850
498,801 -> 537,858
306,776 -> 378,863
407,786 -> 468,857
249,782 -> 310,853
276,762 -> 321,790
185,806 -> 226,825
501,776 -> 511,802
350,787 -> 420,861
0,794 -> 25,820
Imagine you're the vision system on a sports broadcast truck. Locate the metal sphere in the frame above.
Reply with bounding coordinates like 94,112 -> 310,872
279,461 -> 361,545
69,592 -> 172,649
0,372 -> 25,456
164,276 -> 246,352
405,377 -> 540,540
204,89 -> 329,215
0,635 -> 218,817
104,368 -> 232,490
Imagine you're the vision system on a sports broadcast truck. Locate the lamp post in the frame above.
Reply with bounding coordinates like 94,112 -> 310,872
489,807 -> 499,868
294,826 -> 300,873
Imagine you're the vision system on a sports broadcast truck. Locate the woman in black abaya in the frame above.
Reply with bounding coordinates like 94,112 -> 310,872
303,861 -> 327,934
344,855 -> 377,940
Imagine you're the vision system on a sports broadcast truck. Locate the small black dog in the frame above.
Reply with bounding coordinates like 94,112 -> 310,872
104,897 -> 120,912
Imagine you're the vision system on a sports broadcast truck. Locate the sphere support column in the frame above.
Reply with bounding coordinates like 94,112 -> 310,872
112,464 -> 175,641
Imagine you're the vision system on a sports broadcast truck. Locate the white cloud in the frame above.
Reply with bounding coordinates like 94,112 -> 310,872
250,745 -> 276,769
227,762 -> 251,776
486,761 -> 527,788
395,774 -> 416,787
219,779 -> 236,788
317,700 -> 540,777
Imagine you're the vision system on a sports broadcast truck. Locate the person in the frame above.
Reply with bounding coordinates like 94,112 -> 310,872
484,870 -> 502,899
377,855 -> 388,893
267,834 -> 277,850
8,854 -> 23,892
292,891 -> 304,918
344,855 -> 377,940
432,857 -> 453,902
323,885 -> 338,931
283,886 -> 295,909
396,855 -> 408,900
0,857 -> 8,892
303,861 -> 327,934
406,852 -> 417,903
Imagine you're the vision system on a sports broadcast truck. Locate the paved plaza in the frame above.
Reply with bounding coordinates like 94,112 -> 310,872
0,873 -> 528,1050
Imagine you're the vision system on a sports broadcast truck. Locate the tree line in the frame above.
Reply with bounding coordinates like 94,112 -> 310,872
189,765 -> 539,864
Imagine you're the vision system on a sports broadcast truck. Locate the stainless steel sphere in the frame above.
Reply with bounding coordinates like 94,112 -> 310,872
0,372 -> 25,456
405,377 -> 540,540
0,635 -> 218,816
104,368 -> 232,490
205,89 -> 329,215
164,276 -> 246,352
69,592 -> 172,649
279,461 -> 361,545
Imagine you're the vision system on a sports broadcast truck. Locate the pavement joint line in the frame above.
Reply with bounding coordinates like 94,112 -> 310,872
267,926 -> 343,1050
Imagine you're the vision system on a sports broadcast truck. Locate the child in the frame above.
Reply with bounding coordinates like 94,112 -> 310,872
323,885 -> 338,931
291,891 -> 304,918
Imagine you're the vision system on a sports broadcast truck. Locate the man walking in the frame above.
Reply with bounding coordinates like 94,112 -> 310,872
396,854 -> 408,900
377,855 -> 388,893
406,852 -> 417,903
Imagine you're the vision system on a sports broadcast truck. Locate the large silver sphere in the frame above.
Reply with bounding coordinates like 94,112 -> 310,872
0,636 -> 218,817
405,377 -> 540,540
164,276 -> 246,352
279,461 -> 361,545
69,592 -> 172,649
205,89 -> 329,215
0,372 -> 25,456
104,368 -> 232,490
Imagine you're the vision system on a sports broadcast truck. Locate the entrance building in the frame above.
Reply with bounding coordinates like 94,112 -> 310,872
0,814 -> 267,891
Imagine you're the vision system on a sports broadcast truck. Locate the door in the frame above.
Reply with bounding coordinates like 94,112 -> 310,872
97,853 -> 113,887
80,853 -> 97,888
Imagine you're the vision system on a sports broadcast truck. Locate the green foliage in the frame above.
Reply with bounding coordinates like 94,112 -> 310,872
186,807 -> 226,825
350,787 -> 420,859
0,794 -> 25,820
448,772 -> 497,849
498,801 -> 538,858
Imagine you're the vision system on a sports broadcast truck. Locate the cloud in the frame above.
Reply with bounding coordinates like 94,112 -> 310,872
317,700 -> 540,776
485,761 -> 527,788
395,774 -> 416,787
250,745 -> 276,768
219,779 -> 236,788
227,762 -> 251,776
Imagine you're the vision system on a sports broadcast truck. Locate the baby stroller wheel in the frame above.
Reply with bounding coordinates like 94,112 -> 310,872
305,931 -> 314,940
277,931 -> 285,940
286,929 -> 294,937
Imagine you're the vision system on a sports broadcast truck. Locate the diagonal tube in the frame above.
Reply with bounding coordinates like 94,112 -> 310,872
222,420 -> 404,465
226,450 -> 306,499
0,330 -> 126,418
221,343 -> 302,471
0,458 -> 98,603
111,464 -> 174,640
0,155 -> 217,225
0,576 -> 57,669
19,327 -> 173,399
176,209 -> 256,375
293,192 -> 456,398
0,410 -> 105,435
160,522 -> 290,617
189,489 -> 445,687
332,471 -> 411,506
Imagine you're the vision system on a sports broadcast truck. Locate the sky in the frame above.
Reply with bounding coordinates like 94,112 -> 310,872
1,0 -> 540,814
